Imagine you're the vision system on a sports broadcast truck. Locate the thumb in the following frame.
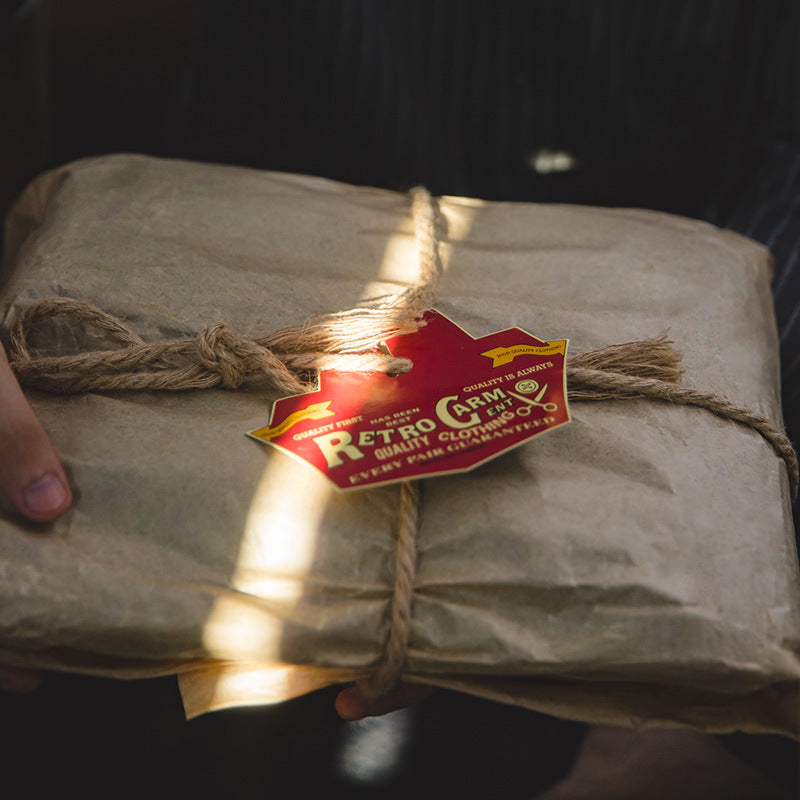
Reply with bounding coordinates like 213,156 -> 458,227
335,681 -> 436,720
0,344 -> 72,522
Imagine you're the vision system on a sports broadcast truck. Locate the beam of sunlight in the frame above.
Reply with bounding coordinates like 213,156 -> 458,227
201,451 -> 335,665
360,195 -> 480,300
196,189 -> 479,713
180,663 -> 362,718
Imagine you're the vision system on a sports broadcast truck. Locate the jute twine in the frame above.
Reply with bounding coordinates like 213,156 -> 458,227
5,187 -> 798,698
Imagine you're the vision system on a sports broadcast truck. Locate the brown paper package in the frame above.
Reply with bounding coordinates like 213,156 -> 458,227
1,154 -> 798,736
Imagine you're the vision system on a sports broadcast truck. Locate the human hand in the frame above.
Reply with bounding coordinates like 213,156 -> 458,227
0,341 -> 72,692
0,342 -> 72,522
335,681 -> 436,720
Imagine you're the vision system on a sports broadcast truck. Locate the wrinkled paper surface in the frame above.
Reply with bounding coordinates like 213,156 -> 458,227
1,154 -> 798,736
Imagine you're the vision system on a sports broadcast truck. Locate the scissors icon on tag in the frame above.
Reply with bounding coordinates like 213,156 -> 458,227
508,383 -> 558,414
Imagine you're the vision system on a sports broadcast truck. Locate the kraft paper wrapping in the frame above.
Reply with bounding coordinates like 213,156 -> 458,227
1,154 -> 799,736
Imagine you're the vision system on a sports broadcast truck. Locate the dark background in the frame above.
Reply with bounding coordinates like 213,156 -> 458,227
5,0 -> 800,226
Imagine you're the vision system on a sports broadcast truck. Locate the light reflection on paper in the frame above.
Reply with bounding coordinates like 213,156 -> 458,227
360,196 -> 480,300
200,452 -> 334,664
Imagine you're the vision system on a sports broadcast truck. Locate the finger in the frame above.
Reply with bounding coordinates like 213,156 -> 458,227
0,344 -> 72,522
0,665 -> 41,693
335,681 -> 436,720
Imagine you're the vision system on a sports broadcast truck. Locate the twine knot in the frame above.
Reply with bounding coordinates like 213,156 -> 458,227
196,324 -> 271,389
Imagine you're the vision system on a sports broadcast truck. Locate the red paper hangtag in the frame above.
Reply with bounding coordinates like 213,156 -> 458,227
248,310 -> 569,489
